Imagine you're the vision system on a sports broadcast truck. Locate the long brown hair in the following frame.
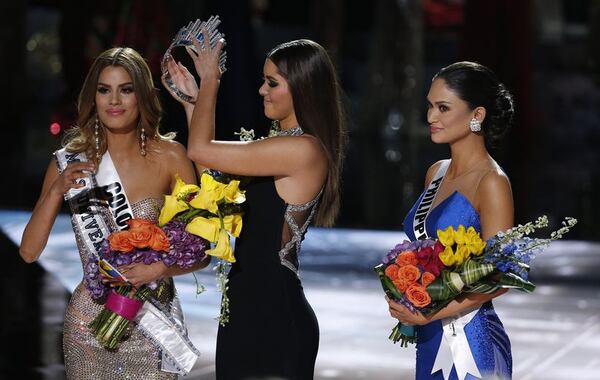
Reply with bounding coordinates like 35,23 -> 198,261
268,39 -> 347,227
64,47 -> 173,163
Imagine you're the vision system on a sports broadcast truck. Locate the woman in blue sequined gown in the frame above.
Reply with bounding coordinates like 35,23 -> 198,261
387,62 -> 515,380
165,37 -> 347,379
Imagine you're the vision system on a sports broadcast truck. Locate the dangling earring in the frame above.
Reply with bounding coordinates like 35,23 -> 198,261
469,118 -> 481,132
95,115 -> 101,160
140,126 -> 147,156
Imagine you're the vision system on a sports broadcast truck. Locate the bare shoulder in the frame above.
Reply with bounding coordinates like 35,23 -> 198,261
277,133 -> 326,165
154,139 -> 188,161
424,159 -> 449,186
479,165 -> 512,200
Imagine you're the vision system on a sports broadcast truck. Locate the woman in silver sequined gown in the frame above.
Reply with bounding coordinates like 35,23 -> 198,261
165,38 -> 347,378
20,47 -> 205,379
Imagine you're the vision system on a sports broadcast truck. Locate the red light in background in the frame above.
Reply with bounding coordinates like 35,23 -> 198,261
50,122 -> 61,136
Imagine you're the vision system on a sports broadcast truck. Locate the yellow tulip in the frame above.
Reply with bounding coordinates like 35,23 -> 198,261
437,226 -> 456,247
158,195 -> 190,226
185,216 -> 221,242
439,245 -> 456,266
454,225 -> 468,245
468,237 -> 487,256
207,229 -> 236,263
222,214 -> 243,238
454,245 -> 471,265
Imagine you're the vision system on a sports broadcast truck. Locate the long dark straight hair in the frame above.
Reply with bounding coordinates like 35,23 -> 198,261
268,39 -> 347,227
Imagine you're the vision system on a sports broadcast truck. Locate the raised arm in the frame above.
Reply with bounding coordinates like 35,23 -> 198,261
20,159 -> 95,263
184,32 -> 325,179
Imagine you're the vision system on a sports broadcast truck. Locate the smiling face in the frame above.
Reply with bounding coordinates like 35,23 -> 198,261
95,65 -> 140,132
258,59 -> 295,126
426,78 -> 480,144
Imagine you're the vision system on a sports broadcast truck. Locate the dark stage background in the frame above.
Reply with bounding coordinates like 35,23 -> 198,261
1,0 -> 598,236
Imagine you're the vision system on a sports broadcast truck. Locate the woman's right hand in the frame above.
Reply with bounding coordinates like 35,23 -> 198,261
161,57 -> 199,104
50,161 -> 95,197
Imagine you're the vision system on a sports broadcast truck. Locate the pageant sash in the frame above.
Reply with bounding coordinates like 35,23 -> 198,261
412,160 -> 450,240
55,149 -> 113,257
431,308 -> 482,380
93,151 -> 135,230
55,149 -> 199,375
138,294 -> 200,374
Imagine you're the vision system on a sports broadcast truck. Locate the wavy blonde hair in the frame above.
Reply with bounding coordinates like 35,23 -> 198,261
64,47 -> 173,163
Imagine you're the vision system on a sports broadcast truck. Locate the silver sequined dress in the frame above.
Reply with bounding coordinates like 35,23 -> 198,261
63,198 -> 178,379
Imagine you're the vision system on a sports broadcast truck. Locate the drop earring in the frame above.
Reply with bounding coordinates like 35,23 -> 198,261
469,118 -> 481,132
140,126 -> 147,156
95,115 -> 101,160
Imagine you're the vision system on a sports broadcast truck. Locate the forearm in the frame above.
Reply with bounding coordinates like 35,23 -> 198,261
427,289 -> 507,322
20,190 -> 63,263
183,104 -> 194,127
156,255 -> 212,279
188,78 -> 219,162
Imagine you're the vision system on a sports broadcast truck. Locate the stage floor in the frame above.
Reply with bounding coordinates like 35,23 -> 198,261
1,210 -> 599,380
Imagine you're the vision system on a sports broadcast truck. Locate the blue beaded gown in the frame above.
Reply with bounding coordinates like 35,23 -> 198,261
403,181 -> 512,379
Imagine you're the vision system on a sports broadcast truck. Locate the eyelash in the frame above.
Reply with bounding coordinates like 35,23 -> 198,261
262,77 -> 278,88
97,87 -> 134,94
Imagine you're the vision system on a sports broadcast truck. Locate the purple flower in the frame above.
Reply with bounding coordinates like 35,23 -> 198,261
162,221 -> 208,269
84,256 -> 108,300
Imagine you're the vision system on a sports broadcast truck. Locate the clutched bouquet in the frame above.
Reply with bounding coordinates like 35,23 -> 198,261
158,170 -> 246,325
84,218 -> 209,349
374,216 -> 578,346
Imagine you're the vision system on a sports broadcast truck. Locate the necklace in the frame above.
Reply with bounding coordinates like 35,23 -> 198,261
276,126 -> 304,136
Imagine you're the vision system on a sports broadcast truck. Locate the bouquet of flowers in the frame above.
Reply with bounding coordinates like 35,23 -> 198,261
158,170 -> 246,325
374,216 -> 577,346
84,218 -> 208,349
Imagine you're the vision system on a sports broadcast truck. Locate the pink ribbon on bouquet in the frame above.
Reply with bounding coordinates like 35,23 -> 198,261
106,290 -> 144,321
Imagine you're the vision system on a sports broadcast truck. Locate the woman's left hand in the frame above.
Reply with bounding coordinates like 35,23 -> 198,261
386,296 -> 430,326
189,28 -> 225,82
117,262 -> 167,288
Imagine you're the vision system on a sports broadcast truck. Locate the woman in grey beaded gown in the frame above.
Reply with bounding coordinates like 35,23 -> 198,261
20,47 -> 207,379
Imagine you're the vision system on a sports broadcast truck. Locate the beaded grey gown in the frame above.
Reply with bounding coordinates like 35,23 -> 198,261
62,198 -> 177,379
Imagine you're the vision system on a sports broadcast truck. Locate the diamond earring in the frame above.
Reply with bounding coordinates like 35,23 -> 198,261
469,118 -> 481,132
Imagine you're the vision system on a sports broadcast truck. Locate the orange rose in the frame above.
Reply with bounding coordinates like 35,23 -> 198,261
385,264 -> 400,281
128,222 -> 154,249
397,264 -> 421,283
395,251 -> 418,267
108,231 -> 134,252
421,271 -> 436,288
392,278 -> 412,293
147,225 -> 170,251
405,284 -> 432,308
